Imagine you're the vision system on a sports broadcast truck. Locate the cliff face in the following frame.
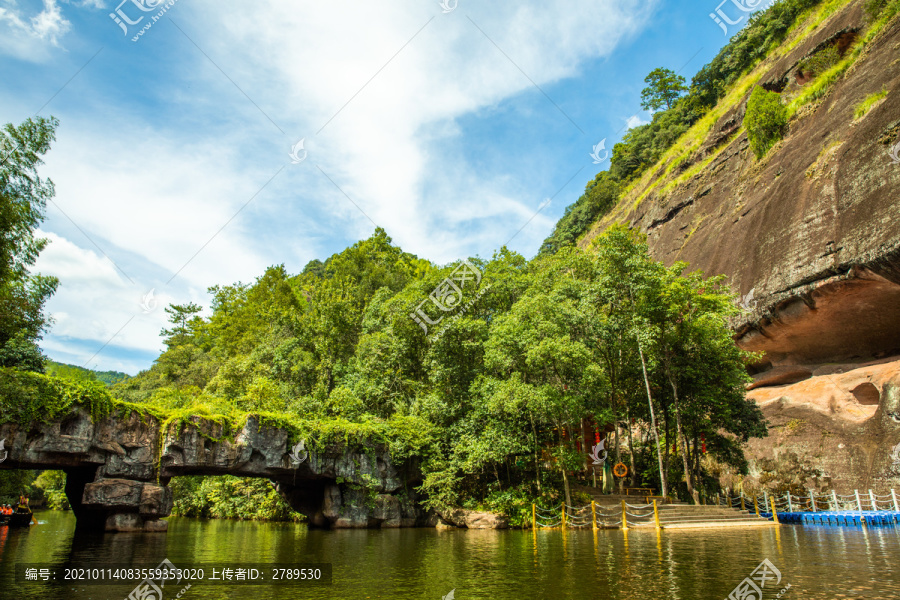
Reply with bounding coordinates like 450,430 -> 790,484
582,1 -> 900,493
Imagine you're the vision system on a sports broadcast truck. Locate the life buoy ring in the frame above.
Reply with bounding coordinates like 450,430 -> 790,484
613,463 -> 628,478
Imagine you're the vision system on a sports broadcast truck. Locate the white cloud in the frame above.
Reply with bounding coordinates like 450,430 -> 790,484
625,113 -> 650,129
63,0 -> 104,7
34,120 -> 323,371
33,229 -> 126,288
0,0 -> 71,60
41,123 -> 286,291
177,0 -> 652,261
32,230 -> 172,357
30,0 -> 67,39
23,0 -> 656,371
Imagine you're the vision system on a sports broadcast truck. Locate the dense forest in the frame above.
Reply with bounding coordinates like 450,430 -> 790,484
100,225 -> 765,522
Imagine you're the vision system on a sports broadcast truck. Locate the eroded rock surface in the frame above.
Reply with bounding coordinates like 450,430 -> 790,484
436,508 -> 510,529
0,411 -> 429,532
727,359 -> 900,493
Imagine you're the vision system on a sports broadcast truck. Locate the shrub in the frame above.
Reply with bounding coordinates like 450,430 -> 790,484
169,475 -> 300,521
744,87 -> 788,159
798,45 -> 840,78
865,0 -> 889,18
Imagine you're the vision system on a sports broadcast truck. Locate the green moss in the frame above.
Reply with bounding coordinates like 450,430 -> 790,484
0,369 -> 437,480
854,87 -> 888,119
866,0 -> 893,18
662,132 -> 741,197
0,367 -> 117,426
788,55 -> 855,113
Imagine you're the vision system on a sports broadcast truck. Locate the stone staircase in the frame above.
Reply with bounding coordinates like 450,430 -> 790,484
652,504 -> 776,529
572,485 -> 776,529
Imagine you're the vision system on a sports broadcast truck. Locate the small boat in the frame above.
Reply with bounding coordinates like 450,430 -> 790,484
0,507 -> 33,527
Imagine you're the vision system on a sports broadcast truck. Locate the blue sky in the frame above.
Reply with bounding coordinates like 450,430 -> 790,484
0,0 -> 762,374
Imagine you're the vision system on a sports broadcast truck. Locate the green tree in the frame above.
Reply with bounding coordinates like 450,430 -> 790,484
0,469 -> 38,505
0,117 -> 60,372
44,361 -> 98,382
651,268 -> 759,503
640,68 -> 688,111
34,470 -> 69,510
162,303 -> 204,347
591,228 -> 767,502
479,249 -> 605,506
539,173 -> 621,255
592,226 -> 670,497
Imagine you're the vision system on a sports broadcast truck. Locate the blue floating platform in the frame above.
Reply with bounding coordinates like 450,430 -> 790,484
759,511 -> 900,527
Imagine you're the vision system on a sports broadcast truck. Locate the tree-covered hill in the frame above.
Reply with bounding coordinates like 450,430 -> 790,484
44,360 -> 130,386
111,226 -> 766,517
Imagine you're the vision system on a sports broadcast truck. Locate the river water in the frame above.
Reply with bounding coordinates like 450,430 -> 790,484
0,511 -> 898,599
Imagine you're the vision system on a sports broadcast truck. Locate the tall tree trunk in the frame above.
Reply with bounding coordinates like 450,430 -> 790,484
693,431 -> 702,496
531,414 -> 541,492
561,465 -> 572,507
626,403 -> 637,486
663,404 -> 671,494
326,365 -> 335,394
668,371 -> 698,504
638,344 -> 668,497
558,420 -> 572,507
613,418 -> 622,493
560,442 -> 573,507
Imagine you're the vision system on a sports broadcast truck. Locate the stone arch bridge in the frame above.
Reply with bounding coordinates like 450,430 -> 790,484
0,409 -> 433,532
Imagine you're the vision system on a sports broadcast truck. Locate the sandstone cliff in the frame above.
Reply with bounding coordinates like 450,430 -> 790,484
581,0 -> 900,494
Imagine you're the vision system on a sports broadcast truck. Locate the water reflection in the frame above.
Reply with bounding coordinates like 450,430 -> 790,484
0,512 -> 898,599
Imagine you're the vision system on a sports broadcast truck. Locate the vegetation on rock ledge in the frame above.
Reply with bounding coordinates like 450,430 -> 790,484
745,87 -> 788,159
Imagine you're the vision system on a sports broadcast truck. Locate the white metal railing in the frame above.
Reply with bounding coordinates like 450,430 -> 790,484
722,489 -> 900,514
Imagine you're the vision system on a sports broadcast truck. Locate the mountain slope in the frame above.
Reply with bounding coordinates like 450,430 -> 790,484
576,0 -> 900,492
44,360 -> 130,386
